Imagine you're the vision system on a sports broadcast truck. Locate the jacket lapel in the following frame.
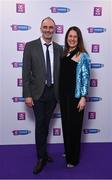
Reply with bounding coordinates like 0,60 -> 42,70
35,38 -> 46,72
53,42 -> 58,70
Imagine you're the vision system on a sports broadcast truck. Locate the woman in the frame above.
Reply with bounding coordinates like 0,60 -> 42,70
59,26 -> 90,168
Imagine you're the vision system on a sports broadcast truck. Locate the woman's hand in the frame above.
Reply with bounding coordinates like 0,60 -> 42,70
77,97 -> 86,112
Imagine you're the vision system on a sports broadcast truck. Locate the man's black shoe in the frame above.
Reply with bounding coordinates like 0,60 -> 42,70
33,159 -> 46,174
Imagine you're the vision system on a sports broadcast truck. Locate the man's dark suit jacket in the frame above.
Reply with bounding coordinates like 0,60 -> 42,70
22,38 -> 63,100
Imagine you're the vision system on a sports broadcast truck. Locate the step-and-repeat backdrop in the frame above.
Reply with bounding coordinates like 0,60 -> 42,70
0,0 -> 112,144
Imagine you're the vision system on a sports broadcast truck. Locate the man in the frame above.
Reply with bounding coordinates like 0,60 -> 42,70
22,17 -> 63,174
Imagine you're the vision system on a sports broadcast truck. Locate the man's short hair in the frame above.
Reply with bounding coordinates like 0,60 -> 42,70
41,17 -> 55,26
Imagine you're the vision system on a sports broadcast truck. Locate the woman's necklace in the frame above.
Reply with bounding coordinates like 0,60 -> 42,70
67,47 -> 76,57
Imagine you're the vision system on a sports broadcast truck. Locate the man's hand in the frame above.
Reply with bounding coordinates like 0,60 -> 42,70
25,97 -> 34,107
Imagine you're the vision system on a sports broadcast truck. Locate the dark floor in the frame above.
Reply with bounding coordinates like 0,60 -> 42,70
0,143 -> 112,179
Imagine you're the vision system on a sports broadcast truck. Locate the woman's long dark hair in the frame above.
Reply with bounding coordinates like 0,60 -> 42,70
63,26 -> 87,56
